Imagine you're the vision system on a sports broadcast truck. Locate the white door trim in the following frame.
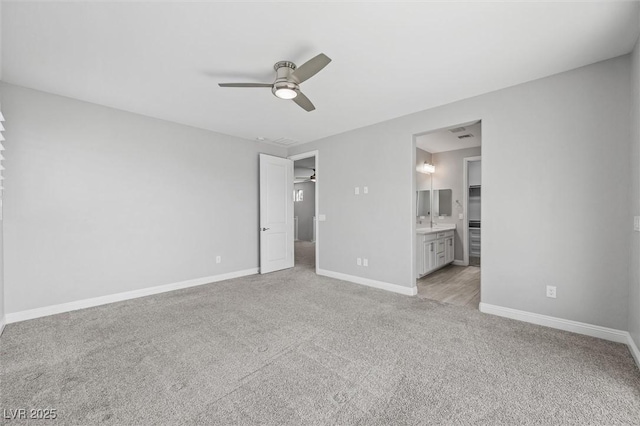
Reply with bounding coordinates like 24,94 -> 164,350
288,150 -> 319,274
411,135 -> 418,288
463,156 -> 482,267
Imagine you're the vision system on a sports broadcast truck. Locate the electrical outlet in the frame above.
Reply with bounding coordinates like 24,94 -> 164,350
357,257 -> 362,266
363,186 -> 369,194
635,216 -> 640,232
354,187 -> 360,195
459,213 -> 464,220
546,285 -> 556,298
216,256 -> 221,264
363,258 -> 369,267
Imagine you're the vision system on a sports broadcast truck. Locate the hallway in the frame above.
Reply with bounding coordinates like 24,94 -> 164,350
295,241 -> 316,271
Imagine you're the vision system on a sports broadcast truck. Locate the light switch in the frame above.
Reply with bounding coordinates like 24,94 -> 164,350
363,186 -> 369,194
363,258 -> 369,267
635,216 -> 640,232
354,187 -> 360,195
357,257 -> 362,266
459,213 -> 464,220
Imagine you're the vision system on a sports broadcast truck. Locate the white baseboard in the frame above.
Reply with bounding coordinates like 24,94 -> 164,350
0,315 -> 5,337
317,268 -> 417,296
479,302 -> 629,343
5,268 -> 259,324
452,260 -> 467,266
627,334 -> 640,368
480,302 -> 640,369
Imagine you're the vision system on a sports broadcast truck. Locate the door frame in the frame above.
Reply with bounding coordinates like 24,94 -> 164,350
463,156 -> 482,267
288,150 -> 320,274
412,119 -> 482,287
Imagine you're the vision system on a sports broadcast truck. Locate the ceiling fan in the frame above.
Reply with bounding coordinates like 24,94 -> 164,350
218,53 -> 331,112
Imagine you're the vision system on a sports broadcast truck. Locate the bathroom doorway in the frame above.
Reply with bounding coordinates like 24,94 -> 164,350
289,151 -> 319,272
413,121 -> 481,308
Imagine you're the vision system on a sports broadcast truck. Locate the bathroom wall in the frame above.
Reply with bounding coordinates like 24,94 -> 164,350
416,146 -> 481,261
416,148 -> 432,192
416,148 -> 432,226
432,146 -> 482,261
294,181 -> 315,242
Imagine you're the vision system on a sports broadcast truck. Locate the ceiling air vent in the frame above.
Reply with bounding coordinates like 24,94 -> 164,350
449,126 -> 466,133
271,138 -> 298,146
457,134 -> 474,139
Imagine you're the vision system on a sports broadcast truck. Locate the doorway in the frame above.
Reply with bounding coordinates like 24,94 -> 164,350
289,151 -> 319,272
412,121 -> 481,308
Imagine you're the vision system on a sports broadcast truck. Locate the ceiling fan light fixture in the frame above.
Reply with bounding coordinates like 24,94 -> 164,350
274,88 -> 297,99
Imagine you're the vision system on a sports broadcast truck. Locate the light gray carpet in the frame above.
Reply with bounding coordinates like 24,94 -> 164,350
1,243 -> 639,425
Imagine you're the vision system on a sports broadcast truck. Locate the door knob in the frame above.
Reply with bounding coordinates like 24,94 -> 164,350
261,227 -> 270,231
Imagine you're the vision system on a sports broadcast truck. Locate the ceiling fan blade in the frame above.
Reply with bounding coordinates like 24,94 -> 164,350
218,83 -> 272,88
291,53 -> 331,84
293,91 -> 315,112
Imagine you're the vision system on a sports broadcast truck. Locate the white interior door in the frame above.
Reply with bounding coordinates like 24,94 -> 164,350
259,153 -> 294,274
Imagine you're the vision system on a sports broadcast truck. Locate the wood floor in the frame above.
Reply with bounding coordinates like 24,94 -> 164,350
417,264 -> 480,308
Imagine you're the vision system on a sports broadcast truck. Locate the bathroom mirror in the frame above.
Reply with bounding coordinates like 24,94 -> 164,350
417,190 -> 431,217
417,189 -> 452,217
434,189 -> 452,216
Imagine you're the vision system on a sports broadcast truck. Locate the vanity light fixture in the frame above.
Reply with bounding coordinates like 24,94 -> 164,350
422,163 -> 435,174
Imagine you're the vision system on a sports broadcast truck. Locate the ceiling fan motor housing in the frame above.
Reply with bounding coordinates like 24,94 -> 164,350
272,61 -> 300,97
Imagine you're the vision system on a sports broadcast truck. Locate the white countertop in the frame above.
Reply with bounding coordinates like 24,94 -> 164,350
416,224 -> 456,234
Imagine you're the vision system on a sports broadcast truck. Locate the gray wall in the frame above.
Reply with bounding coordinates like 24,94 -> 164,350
0,1 -> 4,328
432,146 -> 482,261
415,148 -> 432,226
416,148 -> 432,192
0,83 -> 285,314
294,182 -> 315,242
289,55 -> 631,330
629,31 -> 640,350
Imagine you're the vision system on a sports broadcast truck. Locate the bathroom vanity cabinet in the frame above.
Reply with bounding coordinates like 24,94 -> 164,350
416,227 -> 455,278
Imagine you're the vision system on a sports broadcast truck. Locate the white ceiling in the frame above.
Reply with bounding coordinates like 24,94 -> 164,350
2,1 -> 638,145
416,121 -> 482,154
